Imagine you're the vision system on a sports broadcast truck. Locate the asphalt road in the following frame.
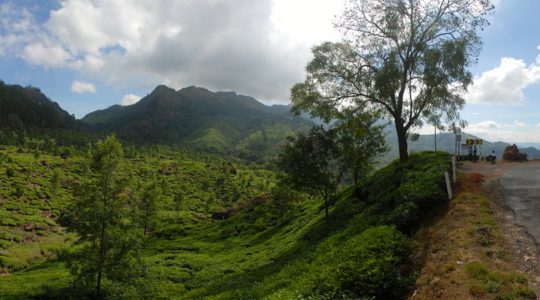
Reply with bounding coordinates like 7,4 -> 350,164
499,163 -> 540,244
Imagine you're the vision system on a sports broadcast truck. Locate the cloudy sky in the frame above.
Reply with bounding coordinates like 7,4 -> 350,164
0,0 -> 539,145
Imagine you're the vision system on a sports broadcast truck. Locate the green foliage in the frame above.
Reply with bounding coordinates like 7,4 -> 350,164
315,226 -> 413,299
67,135 -> 143,297
81,85 -> 313,162
279,126 -> 341,219
0,81 -> 77,130
269,182 -> 298,225
335,112 -> 387,184
5,167 -> 14,177
361,151 -> 451,232
291,1 -> 493,160
136,178 -> 162,235
0,124 -> 453,300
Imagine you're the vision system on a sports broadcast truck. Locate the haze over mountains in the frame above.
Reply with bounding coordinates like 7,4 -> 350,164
1,79 -> 538,161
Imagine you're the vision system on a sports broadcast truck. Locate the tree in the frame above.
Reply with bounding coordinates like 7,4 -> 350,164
269,182 -> 298,225
50,168 -> 62,196
68,135 -> 142,298
291,0 -> 493,161
278,126 -> 342,220
335,112 -> 387,184
137,178 -> 161,236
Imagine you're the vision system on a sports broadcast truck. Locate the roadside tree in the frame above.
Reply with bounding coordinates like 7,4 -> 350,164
292,0 -> 493,161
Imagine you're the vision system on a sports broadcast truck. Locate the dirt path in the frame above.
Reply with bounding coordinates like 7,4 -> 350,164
459,161 -> 540,293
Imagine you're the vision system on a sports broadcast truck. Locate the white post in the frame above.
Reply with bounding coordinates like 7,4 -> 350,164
445,172 -> 453,200
452,156 -> 456,183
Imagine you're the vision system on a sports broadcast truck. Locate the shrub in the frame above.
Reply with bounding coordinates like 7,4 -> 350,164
387,201 -> 419,233
6,167 -> 15,177
360,151 -> 451,232
315,226 -> 413,299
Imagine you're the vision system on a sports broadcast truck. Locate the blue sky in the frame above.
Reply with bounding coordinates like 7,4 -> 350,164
0,0 -> 538,144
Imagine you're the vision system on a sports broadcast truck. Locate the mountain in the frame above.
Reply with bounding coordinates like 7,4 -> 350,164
0,80 -> 77,130
82,85 -> 313,160
383,128 -> 540,162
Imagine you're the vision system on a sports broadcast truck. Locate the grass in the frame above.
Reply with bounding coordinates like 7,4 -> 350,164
412,172 -> 536,299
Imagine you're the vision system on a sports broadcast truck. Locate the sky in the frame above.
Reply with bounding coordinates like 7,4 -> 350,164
0,0 -> 538,145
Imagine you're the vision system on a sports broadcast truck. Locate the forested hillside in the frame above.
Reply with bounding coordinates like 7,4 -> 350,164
82,85 -> 313,161
0,81 -> 78,130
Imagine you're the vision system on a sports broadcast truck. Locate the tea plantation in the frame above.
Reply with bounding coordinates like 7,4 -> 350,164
0,143 -> 453,299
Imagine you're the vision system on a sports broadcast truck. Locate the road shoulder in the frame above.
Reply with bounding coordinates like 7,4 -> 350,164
411,169 -> 536,299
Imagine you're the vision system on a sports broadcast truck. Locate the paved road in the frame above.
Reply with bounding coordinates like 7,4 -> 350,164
499,163 -> 540,243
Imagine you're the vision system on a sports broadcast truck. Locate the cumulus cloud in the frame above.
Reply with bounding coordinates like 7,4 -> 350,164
71,81 -> 96,93
466,57 -> 540,105
121,93 -> 142,106
0,0 -> 343,103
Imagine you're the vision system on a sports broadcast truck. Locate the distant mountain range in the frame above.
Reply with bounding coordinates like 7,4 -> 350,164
384,130 -> 540,162
1,79 -> 538,162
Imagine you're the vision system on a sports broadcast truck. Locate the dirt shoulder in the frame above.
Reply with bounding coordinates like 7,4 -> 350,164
411,161 -> 539,299
466,161 -> 540,293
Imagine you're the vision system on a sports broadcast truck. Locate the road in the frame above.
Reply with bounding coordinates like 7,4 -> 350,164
499,163 -> 540,244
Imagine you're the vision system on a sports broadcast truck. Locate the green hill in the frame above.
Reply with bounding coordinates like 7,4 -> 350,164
81,85 -> 312,160
0,139 -> 456,299
0,81 -> 77,130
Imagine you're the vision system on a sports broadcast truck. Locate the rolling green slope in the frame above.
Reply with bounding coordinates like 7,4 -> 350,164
0,144 -> 455,299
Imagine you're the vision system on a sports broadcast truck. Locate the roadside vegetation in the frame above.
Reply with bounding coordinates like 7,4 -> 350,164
413,172 -> 536,299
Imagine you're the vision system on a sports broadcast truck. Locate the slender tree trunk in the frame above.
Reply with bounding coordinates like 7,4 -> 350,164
353,167 -> 359,186
97,176 -> 109,299
96,221 -> 106,299
395,121 -> 408,162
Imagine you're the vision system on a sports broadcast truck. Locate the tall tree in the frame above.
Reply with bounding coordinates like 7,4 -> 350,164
68,135 -> 142,298
291,0 -> 493,161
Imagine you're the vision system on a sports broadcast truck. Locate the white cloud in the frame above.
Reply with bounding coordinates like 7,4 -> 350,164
465,120 -> 540,143
71,80 -> 96,93
466,57 -> 540,105
121,93 -> 141,106
23,42 -> 71,67
0,0 -> 343,103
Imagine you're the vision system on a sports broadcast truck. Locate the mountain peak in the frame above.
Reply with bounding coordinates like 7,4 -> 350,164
179,85 -> 212,94
152,84 -> 176,94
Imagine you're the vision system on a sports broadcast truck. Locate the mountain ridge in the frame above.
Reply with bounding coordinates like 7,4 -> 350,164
0,80 -> 78,130
81,84 -> 313,160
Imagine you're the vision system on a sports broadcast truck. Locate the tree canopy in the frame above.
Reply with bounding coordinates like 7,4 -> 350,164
292,0 -> 494,161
